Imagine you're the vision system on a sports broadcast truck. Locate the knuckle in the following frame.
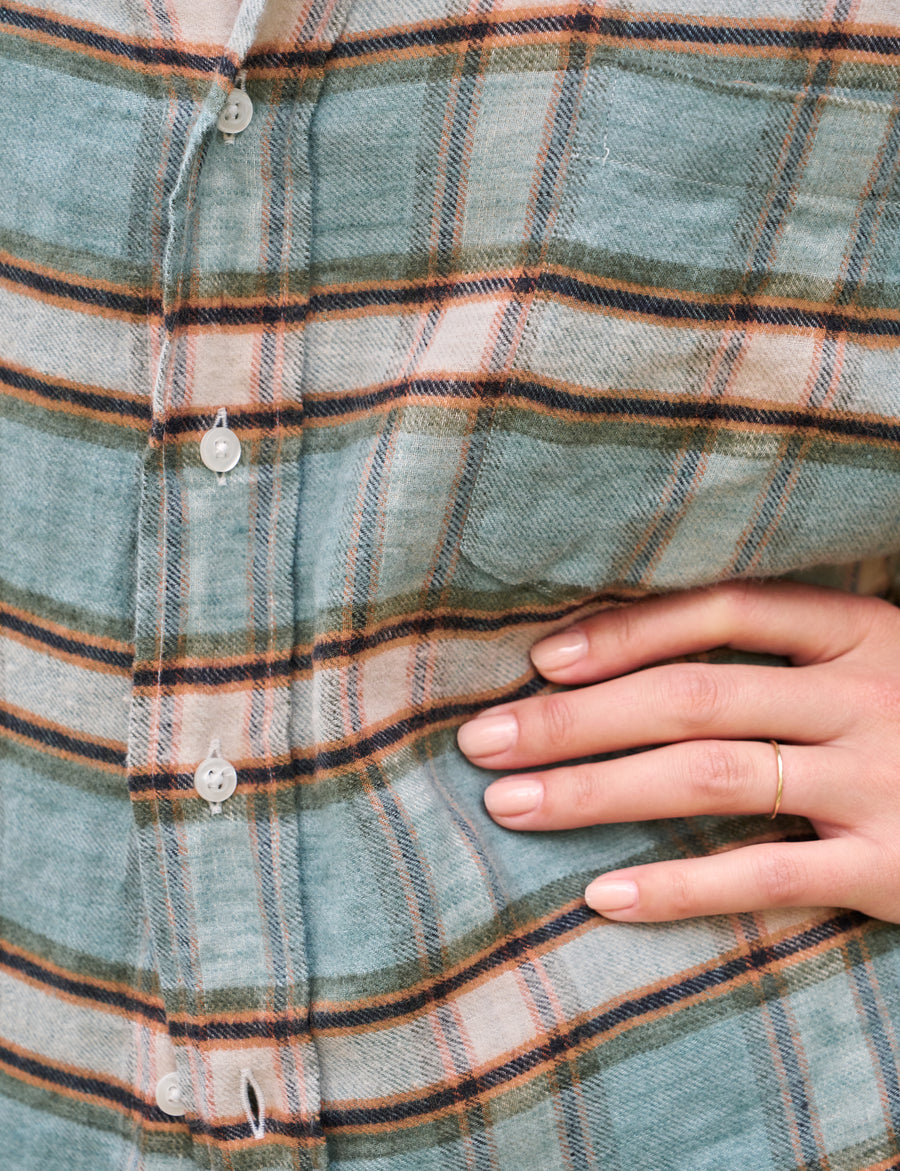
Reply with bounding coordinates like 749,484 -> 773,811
666,865 -> 696,918
827,591 -> 894,657
539,693 -> 577,754
684,742 -> 748,810
710,580 -> 755,627
663,665 -> 725,728
702,579 -> 763,642
570,767 -> 601,816
859,674 -> 900,725
852,592 -> 894,635
754,850 -> 806,906
607,601 -> 644,658
868,839 -> 900,895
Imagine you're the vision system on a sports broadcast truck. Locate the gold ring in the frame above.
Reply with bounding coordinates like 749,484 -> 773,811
767,739 -> 784,819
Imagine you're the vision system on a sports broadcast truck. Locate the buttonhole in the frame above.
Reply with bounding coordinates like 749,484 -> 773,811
240,1068 -> 265,1139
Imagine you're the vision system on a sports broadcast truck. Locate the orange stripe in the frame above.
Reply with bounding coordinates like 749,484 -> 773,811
4,254 -> 900,340
0,624 -> 131,677
0,356 -> 150,432
0,600 -> 132,658
321,910 -> 870,1132
309,11 -> 900,76
0,939 -> 164,1018
0,699 -> 127,776
0,0 -> 232,80
0,1036 -> 153,1116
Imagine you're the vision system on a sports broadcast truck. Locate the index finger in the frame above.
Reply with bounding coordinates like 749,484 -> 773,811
529,581 -> 883,685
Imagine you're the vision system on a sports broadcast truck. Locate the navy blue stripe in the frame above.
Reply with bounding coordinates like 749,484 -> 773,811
0,707 -> 126,767
743,57 -> 836,302
127,675 -> 547,793
11,906 -> 589,1040
4,257 -> 899,341
321,912 -> 865,1127
0,1040 -> 323,1137
538,270 -> 900,338
163,274 -> 517,329
0,256 -> 154,316
846,935 -> 900,1142
761,977 -> 824,1165
0,944 -> 164,1023
251,16 -> 900,69
839,106 -> 900,304
204,1114 -> 323,1143
731,436 -> 805,577
0,1042 -> 152,1115
4,911 -> 865,1103
0,4 -> 230,72
625,446 -> 705,585
155,377 -> 900,445
503,378 -> 900,444
0,361 -> 151,425
0,608 -> 133,669
246,46 -> 326,72
134,597 -> 610,688
172,272 -> 900,338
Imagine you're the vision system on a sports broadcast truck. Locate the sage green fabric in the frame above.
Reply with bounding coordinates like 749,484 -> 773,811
3,1 -> 900,1167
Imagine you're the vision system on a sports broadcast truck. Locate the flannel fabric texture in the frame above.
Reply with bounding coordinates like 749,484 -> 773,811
3,0 -> 900,1167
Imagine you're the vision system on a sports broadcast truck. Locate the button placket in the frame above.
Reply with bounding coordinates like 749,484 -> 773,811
218,69 -> 253,143
126,0 -> 328,1141
200,407 -> 242,484
194,738 -> 238,814
155,1070 -> 186,1117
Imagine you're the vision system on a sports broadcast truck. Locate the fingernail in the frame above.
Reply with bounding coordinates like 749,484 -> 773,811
458,713 -> 518,758
584,879 -> 639,914
531,627 -> 588,672
484,776 -> 543,817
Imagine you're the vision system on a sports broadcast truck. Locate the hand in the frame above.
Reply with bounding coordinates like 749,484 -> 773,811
456,582 -> 900,923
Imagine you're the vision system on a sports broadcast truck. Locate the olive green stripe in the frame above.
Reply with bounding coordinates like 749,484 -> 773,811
142,822 -> 831,1012
0,736 -> 129,800
327,916 -> 899,1161
0,24 -> 208,98
0,577 -> 134,642
0,388 -> 148,452
0,915 -> 154,992
0,225 -> 151,289
2,224 -> 897,316
0,1070 -> 192,1158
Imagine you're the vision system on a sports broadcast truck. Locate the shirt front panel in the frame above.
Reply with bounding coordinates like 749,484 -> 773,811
3,2 -> 900,1170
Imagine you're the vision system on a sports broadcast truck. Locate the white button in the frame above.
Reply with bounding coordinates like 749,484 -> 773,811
217,88 -> 253,135
200,425 -> 241,474
156,1072 -> 185,1116
194,754 -> 238,804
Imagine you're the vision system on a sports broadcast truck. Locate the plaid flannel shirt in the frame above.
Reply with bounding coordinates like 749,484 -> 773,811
3,0 -> 900,1167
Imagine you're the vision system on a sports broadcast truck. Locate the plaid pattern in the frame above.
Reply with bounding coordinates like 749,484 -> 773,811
3,0 -> 900,1166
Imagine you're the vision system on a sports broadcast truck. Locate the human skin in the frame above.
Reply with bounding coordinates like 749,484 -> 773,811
456,581 -> 900,923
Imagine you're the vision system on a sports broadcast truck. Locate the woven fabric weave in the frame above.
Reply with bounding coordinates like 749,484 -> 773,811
3,1 -> 900,1167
